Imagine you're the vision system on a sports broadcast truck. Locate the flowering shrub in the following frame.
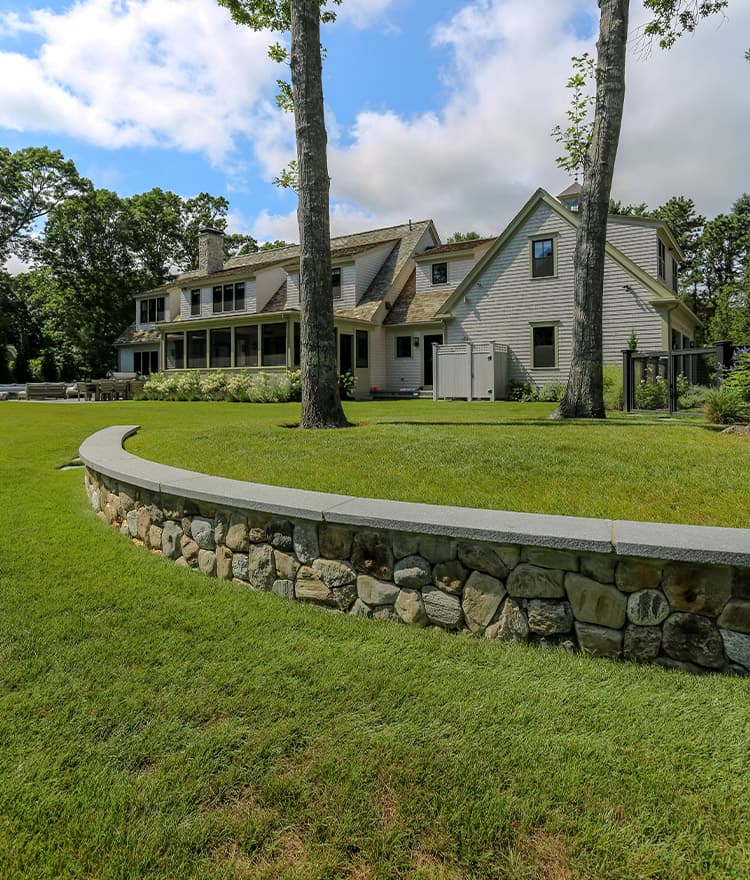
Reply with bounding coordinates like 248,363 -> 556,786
140,369 -> 304,403
635,375 -> 667,410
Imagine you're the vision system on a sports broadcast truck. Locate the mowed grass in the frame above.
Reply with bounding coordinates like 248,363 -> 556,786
121,398 -> 750,528
1,401 -> 750,879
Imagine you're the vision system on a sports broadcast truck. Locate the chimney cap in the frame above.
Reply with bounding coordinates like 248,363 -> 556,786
199,226 -> 224,235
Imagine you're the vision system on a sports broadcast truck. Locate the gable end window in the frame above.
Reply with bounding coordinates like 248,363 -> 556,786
396,336 -> 412,359
671,257 -> 678,293
531,238 -> 554,278
431,262 -> 448,285
658,240 -> 666,280
531,324 -> 557,369
332,268 -> 342,299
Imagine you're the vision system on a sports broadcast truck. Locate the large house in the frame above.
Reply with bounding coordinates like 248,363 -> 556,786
115,185 -> 699,397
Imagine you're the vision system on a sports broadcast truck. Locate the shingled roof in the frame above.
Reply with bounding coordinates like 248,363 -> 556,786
415,237 -> 495,259
383,270 -> 453,325
114,326 -> 160,347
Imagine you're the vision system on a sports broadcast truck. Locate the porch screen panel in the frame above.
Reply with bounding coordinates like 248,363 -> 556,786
210,328 -> 232,368
165,333 -> 185,369
187,331 -> 207,369
235,325 -> 259,367
261,323 -> 287,367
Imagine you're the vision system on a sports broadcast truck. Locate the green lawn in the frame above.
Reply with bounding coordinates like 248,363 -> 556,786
126,399 -> 750,528
1,400 -> 750,879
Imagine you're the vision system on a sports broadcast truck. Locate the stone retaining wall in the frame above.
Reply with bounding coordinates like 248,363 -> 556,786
81,426 -> 750,676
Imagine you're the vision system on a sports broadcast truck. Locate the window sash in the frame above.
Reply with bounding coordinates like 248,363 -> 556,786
396,336 -> 412,359
356,330 -> 369,368
212,286 -> 223,314
532,325 -> 556,368
531,239 -> 554,278
658,241 -> 666,279
431,262 -> 448,285
332,268 -> 342,299
166,334 -> 185,369
190,290 -> 201,317
187,331 -> 207,369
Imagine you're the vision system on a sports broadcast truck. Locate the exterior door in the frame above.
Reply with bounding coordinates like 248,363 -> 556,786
339,333 -> 354,374
423,334 -> 443,387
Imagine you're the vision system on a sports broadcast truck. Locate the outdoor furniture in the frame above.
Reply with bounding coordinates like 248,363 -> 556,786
97,380 -> 115,401
76,382 -> 95,401
25,382 -> 68,400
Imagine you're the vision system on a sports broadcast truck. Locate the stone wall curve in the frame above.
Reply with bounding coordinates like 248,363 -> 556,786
80,425 -> 750,675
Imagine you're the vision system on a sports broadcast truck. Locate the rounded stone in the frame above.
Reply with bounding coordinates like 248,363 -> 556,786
422,585 -> 463,630
318,524 -> 353,559
248,544 -> 276,591
462,571 -> 506,632
527,600 -> 574,636
231,552 -> 249,581
566,574 -> 627,629
293,522 -> 320,565
161,521 -> 183,560
271,579 -> 295,599
312,558 -> 356,588
224,514 -> 249,552
623,624 -> 662,662
394,555 -> 432,589
662,563 -> 732,616
395,589 -> 428,627
627,590 -> 670,626
720,629 -> 750,670
506,564 -> 565,599
357,575 -> 399,606
457,542 -> 507,579
198,549 -> 216,576
662,613 -> 725,669
191,517 -> 215,550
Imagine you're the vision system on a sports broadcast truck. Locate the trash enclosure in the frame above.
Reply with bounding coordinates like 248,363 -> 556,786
433,342 -> 509,401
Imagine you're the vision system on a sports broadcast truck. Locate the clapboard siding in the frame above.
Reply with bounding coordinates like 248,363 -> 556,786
385,328 -> 422,388
286,273 -> 300,309
446,201 -> 666,386
332,264 -> 357,310
416,256 -> 475,294
606,221 -> 658,276
180,279 -> 257,319
369,325 -> 387,389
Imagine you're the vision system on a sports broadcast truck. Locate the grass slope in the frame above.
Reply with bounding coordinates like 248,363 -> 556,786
0,401 -> 749,879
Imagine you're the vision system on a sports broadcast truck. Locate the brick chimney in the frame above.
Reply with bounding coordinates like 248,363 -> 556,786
198,227 -> 224,274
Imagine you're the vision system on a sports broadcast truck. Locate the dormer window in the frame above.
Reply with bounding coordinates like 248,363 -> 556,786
332,267 -> 342,299
432,262 -> 448,285
212,282 -> 245,313
658,240 -> 666,280
671,257 -> 678,293
139,296 -> 165,324
190,289 -> 201,317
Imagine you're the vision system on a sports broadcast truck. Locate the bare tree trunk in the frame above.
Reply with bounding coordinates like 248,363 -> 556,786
552,0 -> 629,419
290,0 -> 349,428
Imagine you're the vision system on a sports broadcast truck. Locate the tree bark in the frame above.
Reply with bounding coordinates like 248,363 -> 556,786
552,0 -> 629,419
290,0 -> 349,428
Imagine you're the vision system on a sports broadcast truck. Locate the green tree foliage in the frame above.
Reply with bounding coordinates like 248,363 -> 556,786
127,188 -> 184,286
218,0 -> 348,428
0,146 -> 90,261
608,199 -> 650,216
550,53 -> 596,180
178,192 -> 230,270
41,189 -> 143,377
446,231 -> 481,243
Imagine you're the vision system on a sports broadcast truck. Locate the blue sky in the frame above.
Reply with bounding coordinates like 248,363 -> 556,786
0,0 -> 747,248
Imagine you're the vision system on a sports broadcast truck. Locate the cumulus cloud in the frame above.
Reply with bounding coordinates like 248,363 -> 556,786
314,0 -> 750,239
0,0 -> 280,162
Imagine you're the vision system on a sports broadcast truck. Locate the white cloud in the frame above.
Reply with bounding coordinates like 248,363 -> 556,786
0,0 -> 280,162
317,0 -> 750,237
334,0 -> 397,30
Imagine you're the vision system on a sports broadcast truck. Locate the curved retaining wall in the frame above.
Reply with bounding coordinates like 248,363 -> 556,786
81,425 -> 750,675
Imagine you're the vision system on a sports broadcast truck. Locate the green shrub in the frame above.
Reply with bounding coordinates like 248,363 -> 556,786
603,365 -> 623,411
538,381 -> 566,402
141,370 -> 305,404
676,376 -> 713,411
704,387 -> 750,425
508,381 -> 538,402
635,375 -> 667,410
723,351 -> 750,402
339,371 -> 357,400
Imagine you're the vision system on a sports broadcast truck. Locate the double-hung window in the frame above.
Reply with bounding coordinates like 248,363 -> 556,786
190,289 -> 201,317
531,324 -> 557,369
531,238 -> 555,278
396,336 -> 412,359
658,240 -> 666,280
332,268 -> 342,300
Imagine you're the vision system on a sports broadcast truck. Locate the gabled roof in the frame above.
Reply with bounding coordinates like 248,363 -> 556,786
607,213 -> 684,260
437,188 -> 699,327
414,237 -> 495,260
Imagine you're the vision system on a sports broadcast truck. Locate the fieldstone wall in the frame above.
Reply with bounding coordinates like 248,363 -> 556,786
85,466 -> 750,676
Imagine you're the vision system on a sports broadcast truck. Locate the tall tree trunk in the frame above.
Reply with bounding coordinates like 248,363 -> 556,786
553,0 -> 629,419
290,0 -> 349,428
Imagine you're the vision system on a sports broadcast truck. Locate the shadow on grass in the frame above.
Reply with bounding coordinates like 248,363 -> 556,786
374,418 -> 692,429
